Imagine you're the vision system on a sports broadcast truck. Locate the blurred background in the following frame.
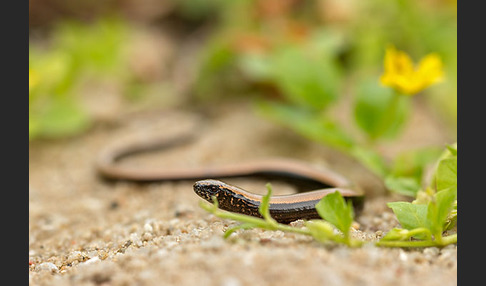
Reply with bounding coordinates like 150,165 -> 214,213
28,2 -> 458,281
29,0 -> 457,139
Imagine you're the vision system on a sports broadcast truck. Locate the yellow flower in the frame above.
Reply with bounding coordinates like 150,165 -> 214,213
29,69 -> 39,91
380,45 -> 444,95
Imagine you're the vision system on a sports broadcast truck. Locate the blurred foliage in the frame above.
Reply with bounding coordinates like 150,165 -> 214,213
29,18 -> 131,139
353,79 -> 409,141
29,0 -> 456,197
189,0 -> 456,195
193,0 -> 456,118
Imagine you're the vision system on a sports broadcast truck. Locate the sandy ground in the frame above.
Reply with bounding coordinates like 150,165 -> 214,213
29,101 -> 456,286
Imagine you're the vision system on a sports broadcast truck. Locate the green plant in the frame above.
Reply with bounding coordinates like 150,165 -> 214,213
197,5 -> 457,246
257,44 -> 449,197
200,184 -> 363,248
377,144 -> 457,247
200,145 -> 457,248
191,1 -> 456,199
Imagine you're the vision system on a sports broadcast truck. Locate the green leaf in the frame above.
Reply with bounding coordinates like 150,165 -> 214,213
353,79 -> 409,140
426,187 -> 457,236
315,191 -> 354,237
446,144 -> 457,156
269,46 -> 341,110
427,143 -> 457,191
259,184 -> 276,223
305,220 -> 335,243
435,157 -> 457,192
385,176 -> 421,197
387,202 -> 427,230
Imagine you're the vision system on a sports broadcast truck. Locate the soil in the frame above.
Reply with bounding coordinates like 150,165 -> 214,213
29,99 -> 456,286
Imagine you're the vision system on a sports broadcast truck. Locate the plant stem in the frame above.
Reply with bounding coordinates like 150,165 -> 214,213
441,233 -> 457,245
200,199 -> 457,249
199,201 -> 312,235
376,234 -> 457,248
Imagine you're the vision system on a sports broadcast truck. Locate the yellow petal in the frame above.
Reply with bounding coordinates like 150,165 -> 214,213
384,45 -> 414,77
416,53 -> 444,85
380,46 -> 445,95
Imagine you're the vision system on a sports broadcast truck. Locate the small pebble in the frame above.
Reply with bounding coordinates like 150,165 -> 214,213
143,223 -> 153,233
129,233 -> 142,247
399,249 -> 408,262
87,251 -> 98,259
423,247 -> 439,256
37,262 -> 58,273
83,257 -> 101,265
290,220 -> 305,228
67,251 -> 84,262
142,232 -> 153,241
423,247 -> 439,260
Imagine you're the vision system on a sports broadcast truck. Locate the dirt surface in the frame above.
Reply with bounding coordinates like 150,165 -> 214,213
29,101 -> 456,286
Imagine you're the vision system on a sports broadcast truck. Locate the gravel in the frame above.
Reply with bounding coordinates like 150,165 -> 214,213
29,103 -> 456,286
